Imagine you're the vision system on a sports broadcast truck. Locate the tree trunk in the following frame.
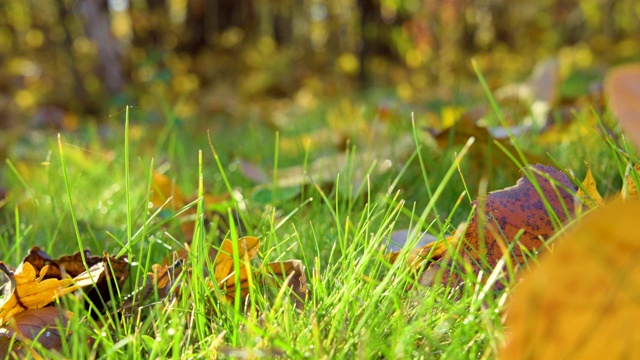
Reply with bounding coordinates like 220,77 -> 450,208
78,0 -> 125,95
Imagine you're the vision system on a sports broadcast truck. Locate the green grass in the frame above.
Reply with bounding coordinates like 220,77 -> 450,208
0,83 -> 634,359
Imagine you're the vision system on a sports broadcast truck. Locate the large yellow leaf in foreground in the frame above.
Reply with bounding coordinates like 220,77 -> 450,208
502,199 -> 640,359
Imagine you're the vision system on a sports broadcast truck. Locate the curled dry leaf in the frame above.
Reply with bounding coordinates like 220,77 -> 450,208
262,260 -> 308,309
22,246 -> 127,280
209,237 -> 309,308
528,58 -> 559,105
423,164 -> 575,290
120,260 -> 183,315
502,199 -> 640,359
86,254 -> 129,313
0,307 -> 72,357
0,262 -> 102,324
21,247 -> 130,313
604,64 -> 640,149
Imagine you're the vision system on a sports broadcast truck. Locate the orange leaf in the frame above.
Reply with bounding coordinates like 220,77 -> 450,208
214,236 -> 260,296
151,171 -> 187,210
502,199 -> 640,359
0,262 -> 102,324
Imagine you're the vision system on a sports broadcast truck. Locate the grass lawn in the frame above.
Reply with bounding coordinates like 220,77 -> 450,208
0,78 -> 631,359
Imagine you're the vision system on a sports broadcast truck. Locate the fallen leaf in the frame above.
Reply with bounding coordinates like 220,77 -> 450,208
620,163 -> 640,200
262,260 -> 308,309
21,247 -> 130,313
85,254 -> 129,313
273,134 -> 415,189
501,199 -> 640,359
151,171 -> 187,210
423,164 -> 575,290
0,262 -> 102,324
385,230 -> 452,270
386,230 -> 438,254
208,237 -> 309,307
214,236 -> 260,300
0,307 -> 72,357
605,64 -> 640,149
120,260 -> 183,315
23,246 -> 101,279
575,163 -> 604,212
150,171 -> 233,241
218,346 -> 286,358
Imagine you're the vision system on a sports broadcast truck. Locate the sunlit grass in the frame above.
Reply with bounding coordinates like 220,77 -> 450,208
0,82 -> 631,358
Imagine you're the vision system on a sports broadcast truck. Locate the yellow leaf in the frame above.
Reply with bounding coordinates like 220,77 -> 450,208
502,199 -> 640,359
575,164 -> 604,212
214,236 -> 260,288
0,262 -> 101,324
151,171 -> 186,210
620,164 -> 640,201
441,106 -> 466,128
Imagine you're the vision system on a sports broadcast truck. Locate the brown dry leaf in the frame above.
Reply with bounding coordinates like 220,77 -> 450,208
86,255 -> 129,312
23,246 -> 106,279
605,64 -> 640,149
209,237 -> 309,307
501,199 -> 640,359
223,260 -> 309,309
22,247 -> 129,313
214,236 -> 260,300
262,260 -> 308,309
0,307 -> 72,357
423,164 -> 575,290
0,262 -> 102,324
575,163 -> 604,213
120,260 -> 183,314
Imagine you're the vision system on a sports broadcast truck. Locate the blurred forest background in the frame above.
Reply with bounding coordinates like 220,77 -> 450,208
1,0 -> 639,134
